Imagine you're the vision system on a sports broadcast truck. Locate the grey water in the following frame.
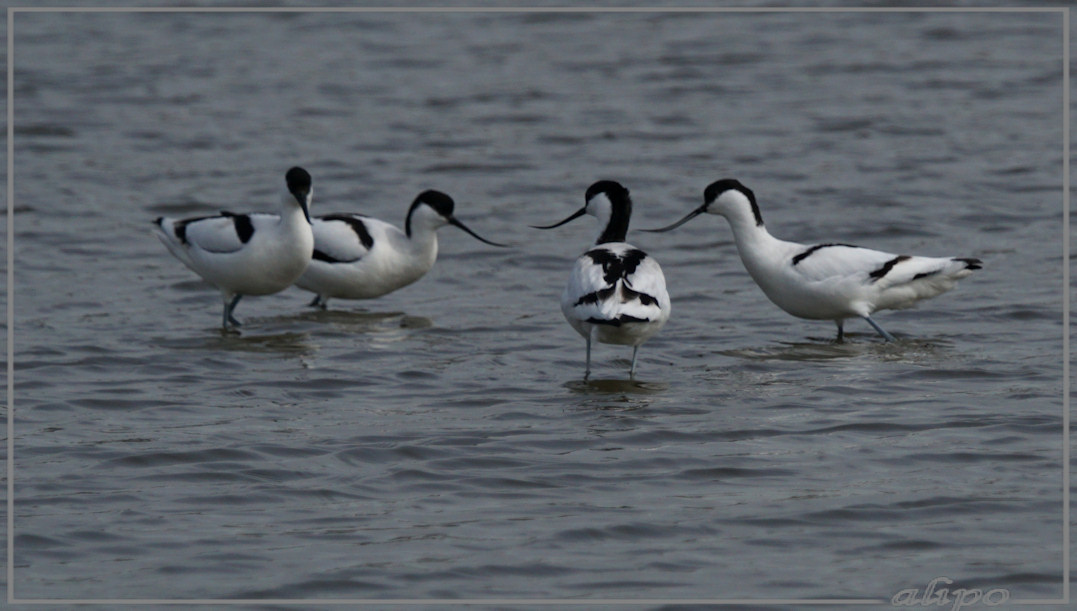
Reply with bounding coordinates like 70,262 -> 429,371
7,6 -> 1068,607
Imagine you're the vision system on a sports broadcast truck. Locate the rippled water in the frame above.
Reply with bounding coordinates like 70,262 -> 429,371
7,6 -> 1068,607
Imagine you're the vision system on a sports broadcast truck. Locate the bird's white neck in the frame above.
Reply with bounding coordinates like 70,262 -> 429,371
721,212 -> 785,279
722,199 -> 771,240
280,204 -> 306,227
278,192 -> 309,229
404,224 -> 440,270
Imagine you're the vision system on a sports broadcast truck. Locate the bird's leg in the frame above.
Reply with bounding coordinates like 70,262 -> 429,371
308,294 -> 327,309
223,294 -> 243,328
584,335 -> 592,380
835,320 -> 845,343
629,345 -> 639,379
863,316 -> 895,342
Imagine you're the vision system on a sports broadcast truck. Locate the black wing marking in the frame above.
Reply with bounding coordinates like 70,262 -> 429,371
312,249 -> 338,263
311,214 -> 375,264
574,286 -> 616,307
220,211 -> 254,244
791,243 -> 856,266
954,257 -> 983,270
620,283 -> 659,306
573,284 -> 657,308
575,248 -> 660,319
321,214 -> 374,250
912,257 -> 982,281
160,213 -> 219,246
585,248 -> 648,284
586,314 -> 649,327
868,255 -> 911,282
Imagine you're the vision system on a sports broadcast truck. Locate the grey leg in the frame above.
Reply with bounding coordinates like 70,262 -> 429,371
835,320 -> 845,343
630,345 -> 639,378
223,294 -> 243,328
584,335 -> 592,380
863,316 -> 895,342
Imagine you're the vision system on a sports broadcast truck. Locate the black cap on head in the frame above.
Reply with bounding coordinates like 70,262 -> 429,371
414,189 -> 455,218
404,189 -> 506,246
586,180 -> 629,204
704,178 -> 762,226
406,189 -> 453,237
703,178 -> 749,203
285,166 -> 312,196
284,166 -> 312,222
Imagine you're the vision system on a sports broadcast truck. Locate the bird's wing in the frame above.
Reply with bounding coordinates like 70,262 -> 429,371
179,212 -> 263,254
564,245 -> 667,324
787,243 -> 900,284
789,241 -> 981,290
622,254 -> 669,312
867,254 -> 982,289
565,253 -> 616,312
310,214 -> 379,264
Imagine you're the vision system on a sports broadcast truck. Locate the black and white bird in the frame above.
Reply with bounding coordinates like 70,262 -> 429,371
293,190 -> 505,309
153,166 -> 314,329
534,180 -> 670,378
646,178 -> 982,342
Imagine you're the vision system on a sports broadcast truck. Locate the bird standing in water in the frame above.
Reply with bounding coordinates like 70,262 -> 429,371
154,166 -> 315,329
535,180 -> 670,378
294,189 -> 505,309
646,179 -> 981,342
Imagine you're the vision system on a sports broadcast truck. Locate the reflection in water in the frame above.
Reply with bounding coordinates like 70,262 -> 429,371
564,378 -> 669,432
152,311 -> 435,356
295,309 -> 434,334
292,309 -> 407,325
172,331 -> 316,355
564,378 -> 670,395
280,309 -> 434,349
718,336 -> 954,363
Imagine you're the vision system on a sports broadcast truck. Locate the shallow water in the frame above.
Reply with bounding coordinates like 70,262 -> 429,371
7,6 -> 1068,607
